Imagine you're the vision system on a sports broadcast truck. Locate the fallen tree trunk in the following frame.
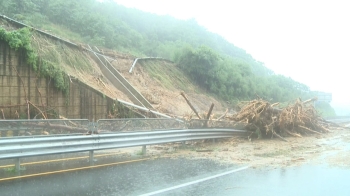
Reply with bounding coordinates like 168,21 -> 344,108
180,92 -> 201,119
299,125 -> 322,135
272,131 -> 288,142
206,103 -> 215,120
216,109 -> 228,121
285,130 -> 302,138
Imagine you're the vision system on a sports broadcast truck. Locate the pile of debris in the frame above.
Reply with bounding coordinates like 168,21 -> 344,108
227,98 -> 332,141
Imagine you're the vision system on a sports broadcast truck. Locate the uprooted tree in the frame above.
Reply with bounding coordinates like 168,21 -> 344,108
227,98 -> 333,141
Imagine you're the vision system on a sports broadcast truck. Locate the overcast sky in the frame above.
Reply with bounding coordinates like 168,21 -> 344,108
114,0 -> 350,114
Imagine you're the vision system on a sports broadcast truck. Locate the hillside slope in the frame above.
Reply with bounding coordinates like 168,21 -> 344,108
1,17 -> 227,117
111,57 -> 226,116
86,46 -> 227,116
0,18 -> 131,103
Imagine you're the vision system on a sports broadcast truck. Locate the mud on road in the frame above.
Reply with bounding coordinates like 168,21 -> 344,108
146,128 -> 350,169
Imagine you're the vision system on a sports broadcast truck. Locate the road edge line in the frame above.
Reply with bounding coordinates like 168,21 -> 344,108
139,165 -> 250,196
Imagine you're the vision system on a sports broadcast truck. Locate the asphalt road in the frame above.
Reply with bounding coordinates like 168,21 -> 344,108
0,157 -> 235,196
1,156 -> 350,196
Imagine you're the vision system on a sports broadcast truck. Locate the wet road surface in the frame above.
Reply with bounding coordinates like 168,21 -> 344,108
0,157 -> 236,196
1,156 -> 350,196
167,164 -> 350,196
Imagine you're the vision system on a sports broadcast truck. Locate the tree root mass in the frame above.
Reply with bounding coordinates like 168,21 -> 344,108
227,98 -> 335,141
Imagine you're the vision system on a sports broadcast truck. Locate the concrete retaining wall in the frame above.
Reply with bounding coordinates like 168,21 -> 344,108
0,41 -> 116,120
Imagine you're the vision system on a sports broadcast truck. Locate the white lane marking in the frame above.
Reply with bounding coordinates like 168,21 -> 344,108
139,165 -> 250,196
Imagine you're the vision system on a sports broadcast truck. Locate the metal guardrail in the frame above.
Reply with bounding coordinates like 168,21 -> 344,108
0,119 -> 245,137
0,119 -> 247,171
0,128 -> 246,160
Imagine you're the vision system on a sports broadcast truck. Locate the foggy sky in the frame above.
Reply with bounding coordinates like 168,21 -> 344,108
114,0 -> 350,115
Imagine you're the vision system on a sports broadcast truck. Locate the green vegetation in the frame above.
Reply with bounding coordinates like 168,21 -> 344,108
3,166 -> 26,173
176,46 -> 314,102
141,60 -> 194,91
315,102 -> 336,118
0,27 -> 69,94
135,150 -> 144,156
0,27 -> 37,69
0,0 -> 333,107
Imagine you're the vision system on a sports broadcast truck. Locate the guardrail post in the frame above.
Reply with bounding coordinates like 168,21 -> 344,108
142,145 -> 146,155
88,121 -> 97,134
15,158 -> 20,173
89,151 -> 94,166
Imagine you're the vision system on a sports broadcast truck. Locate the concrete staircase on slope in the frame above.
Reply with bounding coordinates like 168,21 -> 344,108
88,46 -> 154,110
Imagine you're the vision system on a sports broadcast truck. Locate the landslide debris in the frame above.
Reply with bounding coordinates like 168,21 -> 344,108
226,98 -> 336,141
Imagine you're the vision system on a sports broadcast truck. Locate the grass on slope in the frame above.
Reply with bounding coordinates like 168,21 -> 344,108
141,60 -> 198,92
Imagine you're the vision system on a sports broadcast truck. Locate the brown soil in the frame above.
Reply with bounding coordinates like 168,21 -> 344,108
109,56 -> 226,117
144,128 -> 350,168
